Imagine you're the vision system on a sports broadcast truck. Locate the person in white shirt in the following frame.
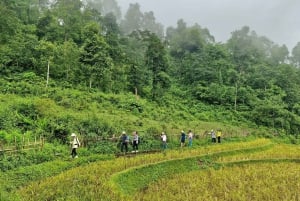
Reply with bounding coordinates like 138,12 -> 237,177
132,131 -> 139,152
188,130 -> 193,147
161,132 -> 167,150
211,130 -> 216,143
70,133 -> 80,158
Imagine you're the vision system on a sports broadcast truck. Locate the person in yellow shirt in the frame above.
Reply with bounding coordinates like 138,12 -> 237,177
217,129 -> 222,143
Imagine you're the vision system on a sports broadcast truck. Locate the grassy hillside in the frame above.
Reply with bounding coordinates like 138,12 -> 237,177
0,79 -> 263,149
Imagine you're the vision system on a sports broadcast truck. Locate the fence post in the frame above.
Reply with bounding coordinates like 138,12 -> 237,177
15,136 -> 17,150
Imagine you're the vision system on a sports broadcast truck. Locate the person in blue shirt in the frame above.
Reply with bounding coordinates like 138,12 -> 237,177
120,131 -> 129,152
188,130 -> 193,147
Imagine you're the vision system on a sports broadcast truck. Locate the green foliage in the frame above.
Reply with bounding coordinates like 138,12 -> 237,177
1,0 -> 300,150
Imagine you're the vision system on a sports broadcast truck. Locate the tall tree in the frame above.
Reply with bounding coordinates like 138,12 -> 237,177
141,11 -> 164,38
121,31 -> 149,96
120,3 -> 143,35
269,44 -> 289,65
291,42 -> 300,67
56,40 -> 80,82
52,0 -> 84,43
144,32 -> 171,100
80,22 -> 113,91
85,0 -> 121,21
166,19 -> 214,58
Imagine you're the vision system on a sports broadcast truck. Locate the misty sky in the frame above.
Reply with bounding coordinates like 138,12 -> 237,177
117,0 -> 300,51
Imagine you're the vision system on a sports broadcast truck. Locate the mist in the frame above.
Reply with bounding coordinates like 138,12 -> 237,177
117,0 -> 300,50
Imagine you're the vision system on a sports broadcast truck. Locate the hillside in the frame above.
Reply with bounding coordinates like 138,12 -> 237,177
1,0 -> 300,138
0,74 -> 257,147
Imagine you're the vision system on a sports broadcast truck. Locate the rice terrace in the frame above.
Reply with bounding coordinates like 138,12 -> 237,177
0,137 -> 299,201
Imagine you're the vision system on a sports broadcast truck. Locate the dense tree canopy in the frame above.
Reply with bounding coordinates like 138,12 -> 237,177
1,0 -> 300,135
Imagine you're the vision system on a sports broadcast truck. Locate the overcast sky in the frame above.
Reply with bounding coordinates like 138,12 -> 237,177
117,0 -> 300,51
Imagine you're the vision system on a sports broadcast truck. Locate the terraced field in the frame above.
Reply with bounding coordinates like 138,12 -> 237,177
2,138 -> 300,201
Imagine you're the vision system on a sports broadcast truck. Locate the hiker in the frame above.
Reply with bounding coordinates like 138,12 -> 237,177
70,133 -> 80,158
132,131 -> 139,152
180,130 -> 186,147
161,132 -> 167,150
188,130 -> 193,147
211,130 -> 216,143
217,129 -> 222,143
120,131 -> 129,153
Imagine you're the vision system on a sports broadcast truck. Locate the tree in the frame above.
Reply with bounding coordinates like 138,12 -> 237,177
141,11 -> 164,38
33,40 -> 57,79
120,3 -> 143,35
0,20 -> 38,74
85,0 -> 121,21
121,31 -> 149,96
291,42 -> 300,67
56,40 -> 80,83
79,22 -> 113,91
144,32 -> 171,100
269,44 -> 289,65
51,0 -> 84,43
102,13 -> 122,61
226,26 -> 277,69
166,19 -> 214,58
0,4 -> 21,44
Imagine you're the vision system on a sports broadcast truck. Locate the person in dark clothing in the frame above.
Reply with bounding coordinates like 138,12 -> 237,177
120,131 -> 129,152
217,129 -> 222,143
180,130 -> 186,147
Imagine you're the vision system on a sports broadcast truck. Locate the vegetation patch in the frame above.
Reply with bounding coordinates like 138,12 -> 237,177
135,162 -> 300,201
111,141 -> 273,196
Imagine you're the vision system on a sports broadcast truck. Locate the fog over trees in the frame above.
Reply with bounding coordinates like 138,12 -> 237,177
1,0 -> 300,136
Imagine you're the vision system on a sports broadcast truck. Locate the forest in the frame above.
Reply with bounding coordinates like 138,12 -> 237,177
1,0 -> 300,145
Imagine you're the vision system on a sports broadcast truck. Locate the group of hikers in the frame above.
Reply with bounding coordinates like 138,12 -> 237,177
69,129 -> 222,157
120,131 -> 139,153
118,129 -> 222,153
210,129 -> 222,143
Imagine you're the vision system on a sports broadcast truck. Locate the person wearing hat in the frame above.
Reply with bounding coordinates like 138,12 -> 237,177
132,131 -> 139,153
120,131 -> 129,153
70,133 -> 80,158
180,130 -> 186,148
211,130 -> 216,143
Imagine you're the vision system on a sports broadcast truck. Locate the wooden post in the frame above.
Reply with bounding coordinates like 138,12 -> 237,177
46,60 -> 50,87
